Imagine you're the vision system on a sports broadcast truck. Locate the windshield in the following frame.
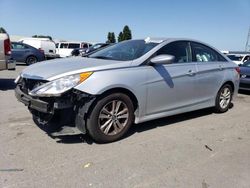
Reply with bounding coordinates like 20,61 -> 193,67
227,55 -> 243,61
89,40 -> 158,61
243,60 -> 250,67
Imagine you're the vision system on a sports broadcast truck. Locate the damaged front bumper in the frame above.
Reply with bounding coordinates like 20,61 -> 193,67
15,85 -> 95,134
15,85 -> 73,113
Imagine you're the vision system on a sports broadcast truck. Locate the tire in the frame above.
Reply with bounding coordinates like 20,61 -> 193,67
86,93 -> 135,143
26,56 -> 37,65
214,84 -> 233,113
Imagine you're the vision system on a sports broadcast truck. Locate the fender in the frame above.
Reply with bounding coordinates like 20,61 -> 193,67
74,66 -> 149,121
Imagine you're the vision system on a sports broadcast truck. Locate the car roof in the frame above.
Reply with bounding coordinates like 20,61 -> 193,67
20,37 -> 52,41
142,37 -> 209,44
141,37 -> 225,55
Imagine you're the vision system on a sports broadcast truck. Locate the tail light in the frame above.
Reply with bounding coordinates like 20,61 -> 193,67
4,38 -> 11,55
235,67 -> 240,74
38,48 -> 45,54
235,67 -> 240,79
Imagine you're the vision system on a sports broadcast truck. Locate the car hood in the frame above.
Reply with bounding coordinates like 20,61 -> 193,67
21,57 -> 133,81
240,66 -> 250,75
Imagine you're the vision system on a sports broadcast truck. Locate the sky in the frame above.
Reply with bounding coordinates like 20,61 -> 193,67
0,0 -> 250,51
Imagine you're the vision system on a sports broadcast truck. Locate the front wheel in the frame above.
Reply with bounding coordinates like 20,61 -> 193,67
86,93 -> 135,143
215,84 -> 233,113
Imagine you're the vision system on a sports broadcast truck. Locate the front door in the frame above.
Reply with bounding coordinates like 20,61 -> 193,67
146,41 -> 198,115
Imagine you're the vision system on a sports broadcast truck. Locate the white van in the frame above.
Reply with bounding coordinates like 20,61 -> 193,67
0,27 -> 15,71
56,42 -> 91,57
222,51 -> 250,65
19,38 -> 58,59
226,54 -> 250,65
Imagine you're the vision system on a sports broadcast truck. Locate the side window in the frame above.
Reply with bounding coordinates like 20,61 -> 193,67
11,43 -> 17,49
68,43 -> 80,49
12,43 -> 26,49
60,43 -> 68,48
191,42 -> 225,62
156,41 -> 191,63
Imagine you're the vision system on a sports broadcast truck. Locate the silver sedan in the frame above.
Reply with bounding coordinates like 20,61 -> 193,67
15,38 -> 239,143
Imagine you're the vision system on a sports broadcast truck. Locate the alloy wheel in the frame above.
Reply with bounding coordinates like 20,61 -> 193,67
98,100 -> 129,136
27,56 -> 37,65
219,87 -> 231,109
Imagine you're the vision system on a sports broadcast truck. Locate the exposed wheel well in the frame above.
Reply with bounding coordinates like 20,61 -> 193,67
98,88 -> 139,111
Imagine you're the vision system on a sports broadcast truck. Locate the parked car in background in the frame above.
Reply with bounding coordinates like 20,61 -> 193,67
56,42 -> 92,57
19,38 -> 58,59
0,27 -> 15,71
239,60 -> 250,91
11,42 -> 45,65
71,43 -> 111,56
84,43 -> 111,55
71,48 -> 87,56
226,54 -> 250,65
15,38 -> 239,143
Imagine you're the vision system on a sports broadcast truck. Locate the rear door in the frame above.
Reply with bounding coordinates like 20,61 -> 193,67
41,41 -> 56,54
191,42 -> 226,103
146,41 -> 199,115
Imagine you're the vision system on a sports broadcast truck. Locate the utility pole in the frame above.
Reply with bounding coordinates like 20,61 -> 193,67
245,26 -> 250,51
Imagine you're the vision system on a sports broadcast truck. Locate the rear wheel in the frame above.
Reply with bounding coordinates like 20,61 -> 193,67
86,93 -> 134,143
215,84 -> 233,113
26,56 -> 37,65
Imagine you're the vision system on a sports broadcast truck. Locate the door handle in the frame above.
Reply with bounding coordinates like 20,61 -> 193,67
187,70 -> 196,76
218,65 -> 224,71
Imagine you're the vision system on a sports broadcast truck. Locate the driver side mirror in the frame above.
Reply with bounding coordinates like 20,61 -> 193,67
150,54 -> 175,65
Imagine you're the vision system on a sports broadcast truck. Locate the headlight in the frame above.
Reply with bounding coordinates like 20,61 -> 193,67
29,72 -> 93,97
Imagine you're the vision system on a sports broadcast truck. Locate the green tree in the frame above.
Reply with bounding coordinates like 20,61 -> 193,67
0,27 -> 7,33
106,32 -> 116,43
111,32 -> 116,43
122,25 -> 132,40
106,32 -> 111,43
118,32 -> 123,42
